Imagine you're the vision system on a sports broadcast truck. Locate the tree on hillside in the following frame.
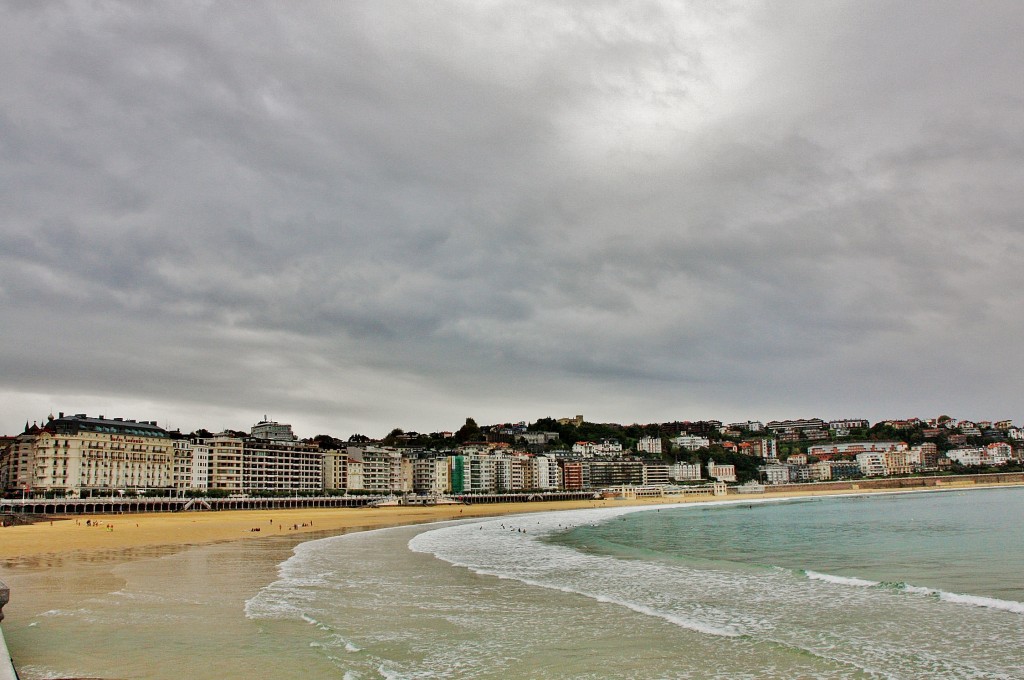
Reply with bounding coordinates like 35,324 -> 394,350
456,417 -> 481,443
312,434 -> 343,449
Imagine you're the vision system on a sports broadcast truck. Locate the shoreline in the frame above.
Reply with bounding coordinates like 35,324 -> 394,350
2,478 -> 1021,567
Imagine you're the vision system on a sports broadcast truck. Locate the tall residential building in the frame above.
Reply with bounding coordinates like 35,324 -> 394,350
642,463 -> 670,485
450,454 -> 496,493
750,438 -> 778,460
1,428 -> 39,493
322,448 -> 348,491
242,438 -> 322,492
588,460 -> 644,488
560,461 -> 585,490
412,455 -> 450,494
346,447 -> 403,493
206,433 -> 245,492
172,438 -> 209,492
530,455 -> 561,490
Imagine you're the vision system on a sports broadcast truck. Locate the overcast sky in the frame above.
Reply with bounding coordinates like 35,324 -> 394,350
2,1 -> 1022,438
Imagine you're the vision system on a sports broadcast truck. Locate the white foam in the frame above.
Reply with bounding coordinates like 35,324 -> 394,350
918,587 -> 1024,614
805,571 -> 880,588
408,504 -> 758,638
804,573 -> 1024,615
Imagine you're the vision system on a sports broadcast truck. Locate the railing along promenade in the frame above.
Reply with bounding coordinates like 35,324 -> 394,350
0,491 -> 602,516
0,495 -> 380,516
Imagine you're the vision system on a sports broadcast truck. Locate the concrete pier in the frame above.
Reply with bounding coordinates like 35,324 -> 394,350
0,580 -> 16,680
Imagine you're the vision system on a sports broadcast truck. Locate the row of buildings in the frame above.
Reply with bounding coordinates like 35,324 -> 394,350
759,441 -> 1020,483
1,413 -> 728,498
4,412 -> 1022,498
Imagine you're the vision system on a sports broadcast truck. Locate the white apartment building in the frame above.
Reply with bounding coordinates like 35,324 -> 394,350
808,441 -> 907,458
352,447 -> 403,492
671,435 -> 710,451
250,418 -> 297,442
761,464 -> 790,485
728,421 -> 765,432
530,455 -> 561,490
572,440 -> 624,456
828,419 -> 869,431
946,443 -> 1014,467
669,462 -> 702,481
636,436 -> 662,455
492,454 -> 513,492
172,438 -> 209,492
856,452 -> 887,476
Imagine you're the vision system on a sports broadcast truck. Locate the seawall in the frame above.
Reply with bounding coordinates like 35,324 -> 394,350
0,580 -> 17,680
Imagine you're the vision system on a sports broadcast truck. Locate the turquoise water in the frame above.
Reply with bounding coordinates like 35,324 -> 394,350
5,488 -> 1024,679
556,488 -> 1024,604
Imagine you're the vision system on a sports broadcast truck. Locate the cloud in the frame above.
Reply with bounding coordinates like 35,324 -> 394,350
2,1 -> 1023,437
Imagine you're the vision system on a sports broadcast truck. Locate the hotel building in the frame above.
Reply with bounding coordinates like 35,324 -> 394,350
20,413 -> 173,497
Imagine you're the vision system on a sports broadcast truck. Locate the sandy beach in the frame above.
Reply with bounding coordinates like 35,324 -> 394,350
0,496 -> 685,565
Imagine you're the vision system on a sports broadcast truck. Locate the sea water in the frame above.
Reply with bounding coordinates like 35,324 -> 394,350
6,487 -> 1024,679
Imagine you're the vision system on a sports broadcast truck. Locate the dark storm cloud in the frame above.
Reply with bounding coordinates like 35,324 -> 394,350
2,1 -> 1023,436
